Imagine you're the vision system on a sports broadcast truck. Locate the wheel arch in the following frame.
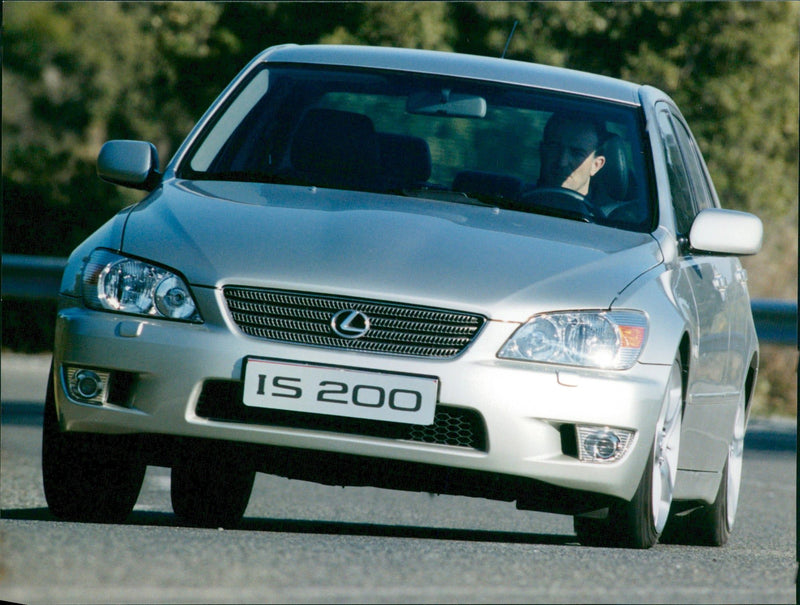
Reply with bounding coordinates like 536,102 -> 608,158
743,352 -> 759,420
678,332 -> 691,398
674,331 -> 692,418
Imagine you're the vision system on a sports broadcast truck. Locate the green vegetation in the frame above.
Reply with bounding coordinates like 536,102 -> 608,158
2,2 -> 797,416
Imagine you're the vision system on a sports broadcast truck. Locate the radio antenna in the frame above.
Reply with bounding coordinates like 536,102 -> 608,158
501,20 -> 519,59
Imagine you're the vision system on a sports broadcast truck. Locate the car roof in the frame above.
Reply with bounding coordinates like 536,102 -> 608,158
256,44 -> 643,106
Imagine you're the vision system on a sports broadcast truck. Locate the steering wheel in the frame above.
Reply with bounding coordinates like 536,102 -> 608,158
519,187 -> 595,222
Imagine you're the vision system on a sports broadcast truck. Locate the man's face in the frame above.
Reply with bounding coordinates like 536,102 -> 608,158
539,120 -> 606,195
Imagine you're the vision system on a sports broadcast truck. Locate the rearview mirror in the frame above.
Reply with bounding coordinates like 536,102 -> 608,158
407,89 -> 487,118
689,208 -> 763,256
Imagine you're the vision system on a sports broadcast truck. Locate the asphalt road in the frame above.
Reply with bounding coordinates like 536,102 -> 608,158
1,354 -> 796,604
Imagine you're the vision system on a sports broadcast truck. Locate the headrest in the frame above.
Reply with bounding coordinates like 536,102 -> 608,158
290,108 -> 380,189
378,133 -> 432,185
594,134 -> 630,200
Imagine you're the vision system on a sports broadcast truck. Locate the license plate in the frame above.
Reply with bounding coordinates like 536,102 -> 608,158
242,358 -> 438,425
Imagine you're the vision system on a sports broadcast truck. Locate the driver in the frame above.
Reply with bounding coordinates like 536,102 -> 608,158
537,112 -> 606,196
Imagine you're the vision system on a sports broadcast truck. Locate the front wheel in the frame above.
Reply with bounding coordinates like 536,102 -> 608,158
171,442 -> 255,528
575,357 -> 683,548
662,389 -> 745,546
42,365 -> 146,523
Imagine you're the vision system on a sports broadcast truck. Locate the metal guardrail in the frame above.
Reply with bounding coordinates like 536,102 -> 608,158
750,299 -> 797,346
1,254 -> 67,300
2,254 -> 797,346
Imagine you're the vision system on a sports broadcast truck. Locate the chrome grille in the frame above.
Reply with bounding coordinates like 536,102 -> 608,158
223,287 -> 485,358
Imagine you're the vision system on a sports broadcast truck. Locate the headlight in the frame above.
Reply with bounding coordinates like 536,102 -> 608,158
497,310 -> 647,370
81,249 -> 202,322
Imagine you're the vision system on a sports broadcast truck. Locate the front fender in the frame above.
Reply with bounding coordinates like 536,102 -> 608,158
59,205 -> 136,298
613,263 -> 692,368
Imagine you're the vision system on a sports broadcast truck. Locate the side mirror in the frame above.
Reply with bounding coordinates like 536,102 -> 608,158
97,140 -> 161,190
689,208 -> 763,256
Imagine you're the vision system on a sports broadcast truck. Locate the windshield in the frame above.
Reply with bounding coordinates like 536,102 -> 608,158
179,64 -> 653,232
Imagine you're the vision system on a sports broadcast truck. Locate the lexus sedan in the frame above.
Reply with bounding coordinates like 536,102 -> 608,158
43,44 -> 763,548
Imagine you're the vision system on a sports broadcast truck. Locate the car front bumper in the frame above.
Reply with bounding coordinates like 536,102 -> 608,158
53,291 -> 673,507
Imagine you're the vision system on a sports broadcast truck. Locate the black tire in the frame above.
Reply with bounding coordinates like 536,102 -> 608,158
695,455 -> 734,546
42,365 -> 146,523
662,393 -> 744,547
573,447 -> 660,549
170,443 -> 255,528
661,460 -> 732,546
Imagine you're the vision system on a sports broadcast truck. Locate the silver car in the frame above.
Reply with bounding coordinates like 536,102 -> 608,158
43,44 -> 763,548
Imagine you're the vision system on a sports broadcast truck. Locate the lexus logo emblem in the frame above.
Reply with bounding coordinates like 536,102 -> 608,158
330,310 -> 371,339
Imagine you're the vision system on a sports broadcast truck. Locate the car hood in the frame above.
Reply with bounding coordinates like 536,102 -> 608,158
120,181 -> 661,320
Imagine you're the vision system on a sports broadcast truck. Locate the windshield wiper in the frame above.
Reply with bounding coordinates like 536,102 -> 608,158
195,170 -> 299,186
452,190 -> 595,223
397,187 -> 505,208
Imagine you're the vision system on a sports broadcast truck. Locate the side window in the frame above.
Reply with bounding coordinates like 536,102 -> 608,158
670,112 -> 715,212
656,109 -> 695,235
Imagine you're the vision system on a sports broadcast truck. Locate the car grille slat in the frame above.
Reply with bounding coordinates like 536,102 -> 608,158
230,311 -> 332,334
223,287 -> 485,358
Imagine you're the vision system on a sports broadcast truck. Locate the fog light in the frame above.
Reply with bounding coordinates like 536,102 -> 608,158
66,367 -> 109,404
577,426 -> 634,463
586,431 -> 619,459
